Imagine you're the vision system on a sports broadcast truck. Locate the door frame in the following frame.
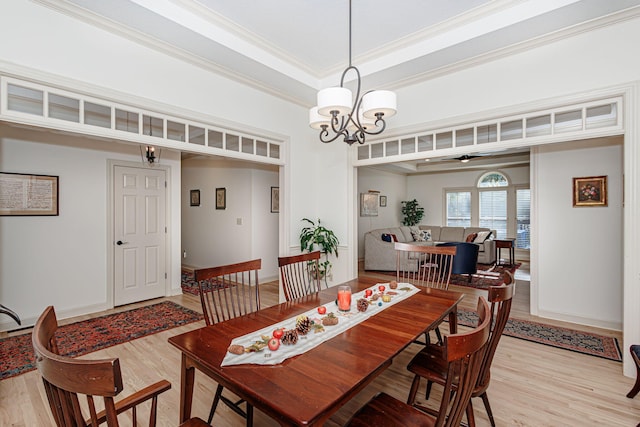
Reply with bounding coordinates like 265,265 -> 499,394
107,159 -> 172,308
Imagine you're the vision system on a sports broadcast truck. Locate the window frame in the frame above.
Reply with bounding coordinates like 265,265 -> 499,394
443,170 -> 529,250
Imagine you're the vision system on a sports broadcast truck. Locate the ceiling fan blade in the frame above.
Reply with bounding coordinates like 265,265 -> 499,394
453,154 -> 482,161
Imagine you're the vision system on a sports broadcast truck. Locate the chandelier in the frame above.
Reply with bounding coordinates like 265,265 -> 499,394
308,0 -> 397,145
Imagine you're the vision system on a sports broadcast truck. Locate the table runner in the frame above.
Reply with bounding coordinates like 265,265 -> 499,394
221,282 -> 420,366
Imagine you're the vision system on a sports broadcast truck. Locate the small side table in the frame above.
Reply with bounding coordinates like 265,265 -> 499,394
494,238 -> 516,266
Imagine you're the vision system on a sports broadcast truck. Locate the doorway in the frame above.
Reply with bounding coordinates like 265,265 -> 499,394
112,164 -> 167,306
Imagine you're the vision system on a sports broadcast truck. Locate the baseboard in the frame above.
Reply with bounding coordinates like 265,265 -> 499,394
0,302 -> 109,333
536,309 -> 621,332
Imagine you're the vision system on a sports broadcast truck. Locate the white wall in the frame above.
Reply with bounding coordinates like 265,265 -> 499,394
0,124 -> 182,327
391,17 -> 640,130
356,168 -> 407,257
385,14 -> 639,373
181,158 -> 279,281
535,138 -> 623,328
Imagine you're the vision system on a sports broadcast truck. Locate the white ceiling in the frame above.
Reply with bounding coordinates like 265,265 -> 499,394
51,0 -> 640,107
39,0 -> 640,172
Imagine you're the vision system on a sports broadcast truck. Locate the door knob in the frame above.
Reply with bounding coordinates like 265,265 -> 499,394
116,240 -> 128,245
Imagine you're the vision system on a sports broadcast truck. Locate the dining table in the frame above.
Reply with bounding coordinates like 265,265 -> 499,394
168,276 -> 464,426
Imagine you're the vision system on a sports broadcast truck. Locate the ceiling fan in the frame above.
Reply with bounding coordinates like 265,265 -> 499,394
452,154 -> 483,163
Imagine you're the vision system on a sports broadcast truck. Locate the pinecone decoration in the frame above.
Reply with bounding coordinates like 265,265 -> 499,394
322,312 -> 339,326
357,298 -> 369,312
296,315 -> 312,335
281,329 -> 298,345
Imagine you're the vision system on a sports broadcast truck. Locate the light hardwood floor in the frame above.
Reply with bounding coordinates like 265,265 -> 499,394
1,269 -> 638,426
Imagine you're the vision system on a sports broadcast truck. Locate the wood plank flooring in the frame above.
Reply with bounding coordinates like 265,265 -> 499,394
1,269 -> 638,426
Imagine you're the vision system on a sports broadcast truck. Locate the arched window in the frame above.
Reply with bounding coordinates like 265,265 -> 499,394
478,171 -> 508,187
477,172 -> 509,238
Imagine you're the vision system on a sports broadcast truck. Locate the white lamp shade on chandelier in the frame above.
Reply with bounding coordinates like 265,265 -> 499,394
317,87 -> 353,116
361,90 -> 397,119
309,106 -> 330,130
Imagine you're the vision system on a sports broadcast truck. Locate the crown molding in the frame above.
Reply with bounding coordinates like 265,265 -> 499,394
31,0 -> 313,107
382,5 -> 640,92
172,0 -> 322,78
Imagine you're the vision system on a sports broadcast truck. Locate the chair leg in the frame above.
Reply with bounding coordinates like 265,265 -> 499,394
434,327 -> 443,346
208,385 -> 224,424
425,380 -> 433,400
406,375 -> 421,406
479,392 -> 496,427
246,404 -> 253,427
628,348 -> 640,398
466,398 -> 476,427
627,375 -> 640,398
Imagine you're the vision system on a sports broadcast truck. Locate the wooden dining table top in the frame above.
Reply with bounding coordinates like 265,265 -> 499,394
168,276 -> 464,426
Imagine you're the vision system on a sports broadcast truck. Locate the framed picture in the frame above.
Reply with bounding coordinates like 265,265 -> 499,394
379,195 -> 387,207
0,172 -> 59,216
215,187 -> 226,210
190,189 -> 200,206
271,186 -> 279,213
360,193 -> 378,217
573,176 -> 607,207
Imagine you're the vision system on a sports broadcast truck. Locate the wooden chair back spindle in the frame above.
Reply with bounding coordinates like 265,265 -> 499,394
195,259 -> 261,326
278,251 -> 322,301
395,242 -> 456,290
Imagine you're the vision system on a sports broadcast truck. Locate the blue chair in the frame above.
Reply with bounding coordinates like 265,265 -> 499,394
437,242 -> 480,284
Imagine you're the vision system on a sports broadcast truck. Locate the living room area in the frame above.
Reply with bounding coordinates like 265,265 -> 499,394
357,135 -> 622,334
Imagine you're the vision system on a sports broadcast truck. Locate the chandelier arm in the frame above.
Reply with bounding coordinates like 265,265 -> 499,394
319,127 -> 347,144
329,112 -> 348,136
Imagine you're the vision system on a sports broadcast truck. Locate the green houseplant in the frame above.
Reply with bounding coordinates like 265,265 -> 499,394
401,199 -> 425,226
299,218 -> 339,286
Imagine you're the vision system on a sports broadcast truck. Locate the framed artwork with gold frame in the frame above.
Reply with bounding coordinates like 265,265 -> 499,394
0,172 -> 59,216
573,176 -> 607,207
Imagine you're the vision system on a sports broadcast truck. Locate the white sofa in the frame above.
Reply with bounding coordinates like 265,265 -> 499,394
363,225 -> 496,271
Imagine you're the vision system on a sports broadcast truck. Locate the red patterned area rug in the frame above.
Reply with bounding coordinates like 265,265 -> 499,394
456,309 -> 622,362
0,301 -> 203,380
369,263 -> 521,290
181,269 -> 199,295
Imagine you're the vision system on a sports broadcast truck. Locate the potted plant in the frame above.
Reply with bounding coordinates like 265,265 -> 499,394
401,199 -> 425,226
299,218 -> 339,286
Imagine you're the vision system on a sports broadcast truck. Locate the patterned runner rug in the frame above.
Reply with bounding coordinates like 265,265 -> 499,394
0,301 -> 203,380
457,309 -> 622,361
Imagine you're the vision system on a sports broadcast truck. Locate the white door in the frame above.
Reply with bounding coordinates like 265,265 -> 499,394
114,166 -> 166,306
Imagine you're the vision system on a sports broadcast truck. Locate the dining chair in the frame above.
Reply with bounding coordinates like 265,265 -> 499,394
278,251 -> 323,301
194,258 -> 262,426
395,241 -> 457,344
345,296 -> 491,427
406,272 -> 515,427
395,241 -> 457,290
32,306 -> 208,427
